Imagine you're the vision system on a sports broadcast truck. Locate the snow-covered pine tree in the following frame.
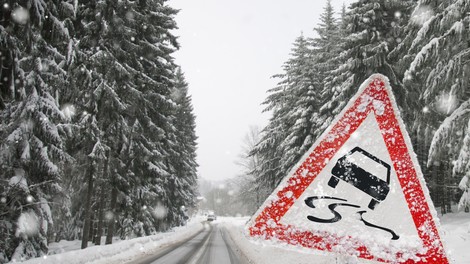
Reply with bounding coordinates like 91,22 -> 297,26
454,114 -> 470,213
278,0 -> 344,178
396,0 -> 470,212
70,0 -> 185,238
276,34 -> 320,183
299,0 -> 342,148
65,1 -> 130,248
120,0 -> 186,234
253,1 -> 343,193
235,126 -> 265,213
320,0 -> 414,130
313,0 -> 341,79
169,68 -> 198,225
251,35 -> 310,194
458,148 -> 470,212
0,0 -> 74,261
251,86 -> 291,196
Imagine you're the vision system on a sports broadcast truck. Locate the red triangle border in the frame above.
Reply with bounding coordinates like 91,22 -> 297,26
247,74 -> 449,264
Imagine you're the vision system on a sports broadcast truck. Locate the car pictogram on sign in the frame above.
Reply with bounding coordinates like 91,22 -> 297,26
328,146 -> 391,210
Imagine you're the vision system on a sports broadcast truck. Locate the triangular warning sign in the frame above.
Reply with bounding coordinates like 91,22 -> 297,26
247,74 -> 449,263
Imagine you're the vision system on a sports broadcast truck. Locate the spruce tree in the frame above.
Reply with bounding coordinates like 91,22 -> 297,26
69,0 -> 184,237
398,0 -> 470,212
277,34 -> 320,179
123,0 -> 183,234
252,36 -> 308,192
236,126 -> 265,213
170,68 -> 198,224
320,0 -> 414,127
308,0 -> 343,141
68,0 -> 131,248
0,0 -> 74,261
0,0 -> 198,260
253,1 -> 342,192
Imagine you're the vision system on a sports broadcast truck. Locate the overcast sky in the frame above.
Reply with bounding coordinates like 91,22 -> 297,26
169,0 -> 356,182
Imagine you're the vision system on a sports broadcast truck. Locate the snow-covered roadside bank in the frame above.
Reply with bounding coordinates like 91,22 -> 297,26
12,220 -> 204,264
221,217 -> 369,264
220,213 -> 470,264
439,212 -> 470,264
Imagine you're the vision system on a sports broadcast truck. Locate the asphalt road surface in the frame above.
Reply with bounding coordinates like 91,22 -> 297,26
131,222 -> 249,264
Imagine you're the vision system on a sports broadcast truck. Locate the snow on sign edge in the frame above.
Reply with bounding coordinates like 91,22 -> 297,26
245,74 -> 450,263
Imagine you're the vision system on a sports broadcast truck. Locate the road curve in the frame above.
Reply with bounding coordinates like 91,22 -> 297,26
131,222 -> 249,264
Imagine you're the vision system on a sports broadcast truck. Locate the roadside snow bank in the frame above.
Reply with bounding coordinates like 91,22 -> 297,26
221,215 -> 469,264
221,217 -> 377,264
14,221 -> 204,264
439,212 -> 470,264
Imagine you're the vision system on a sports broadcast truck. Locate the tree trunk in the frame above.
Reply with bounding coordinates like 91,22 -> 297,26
105,186 -> 118,245
95,154 -> 109,245
89,213 -> 95,242
94,194 -> 104,245
81,161 -> 95,249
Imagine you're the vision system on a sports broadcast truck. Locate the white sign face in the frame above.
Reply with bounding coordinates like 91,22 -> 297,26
246,74 -> 449,264
280,113 -> 422,257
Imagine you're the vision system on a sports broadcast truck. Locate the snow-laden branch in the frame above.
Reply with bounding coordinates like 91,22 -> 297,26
428,98 -> 470,166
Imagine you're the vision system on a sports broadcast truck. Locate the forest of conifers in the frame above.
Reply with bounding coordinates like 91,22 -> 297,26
0,0 -> 198,262
236,0 -> 470,219
2,0 -> 470,263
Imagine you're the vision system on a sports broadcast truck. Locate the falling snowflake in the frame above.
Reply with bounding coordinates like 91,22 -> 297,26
16,211 -> 40,238
125,11 -> 134,21
153,202 -> 167,219
11,7 -> 30,25
61,104 -> 76,120
105,211 -> 114,221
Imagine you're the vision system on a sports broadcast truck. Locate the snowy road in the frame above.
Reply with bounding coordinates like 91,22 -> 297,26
131,222 -> 248,264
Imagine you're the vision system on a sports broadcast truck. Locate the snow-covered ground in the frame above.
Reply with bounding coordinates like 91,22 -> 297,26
11,213 -> 469,264
224,212 -> 469,264
13,219 -> 205,264
438,212 -> 470,264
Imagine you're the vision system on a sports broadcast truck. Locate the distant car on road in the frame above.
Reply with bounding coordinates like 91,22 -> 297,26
328,146 -> 391,210
207,214 -> 216,221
